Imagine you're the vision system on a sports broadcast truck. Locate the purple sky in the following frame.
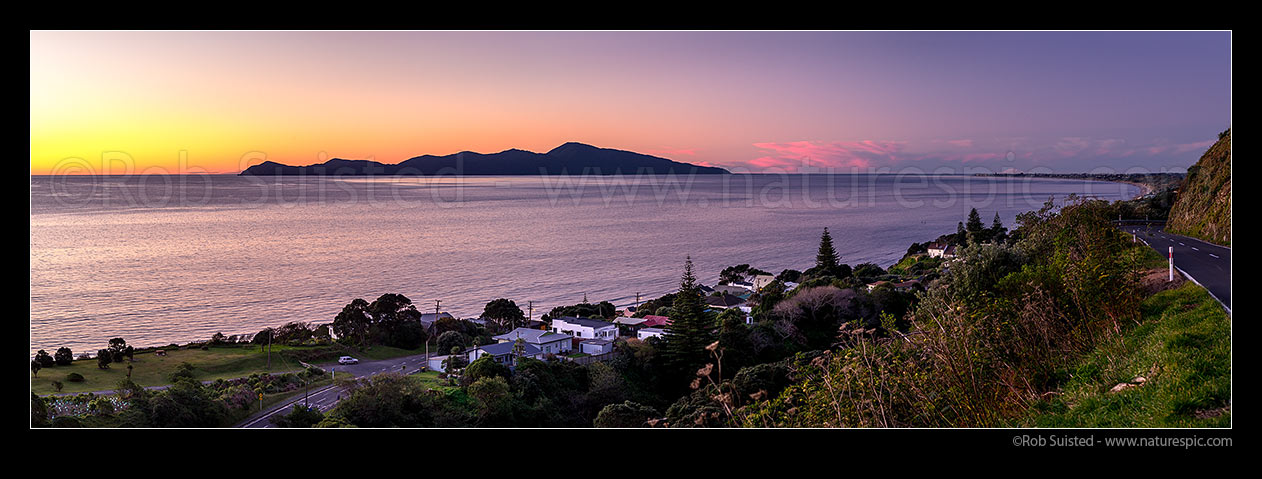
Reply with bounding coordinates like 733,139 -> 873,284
32,31 -> 1231,174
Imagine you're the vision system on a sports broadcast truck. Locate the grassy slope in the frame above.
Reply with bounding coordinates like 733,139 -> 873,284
1166,130 -> 1231,246
32,343 -> 427,395
1017,281 -> 1231,427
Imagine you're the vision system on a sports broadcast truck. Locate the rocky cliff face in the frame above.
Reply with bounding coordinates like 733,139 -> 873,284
1167,129 -> 1231,245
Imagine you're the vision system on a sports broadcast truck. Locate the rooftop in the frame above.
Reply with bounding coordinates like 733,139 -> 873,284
553,316 -> 617,329
469,341 -> 541,357
493,328 -> 569,344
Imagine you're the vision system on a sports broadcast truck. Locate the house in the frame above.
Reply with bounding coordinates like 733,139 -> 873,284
550,316 -> 619,341
637,328 -> 665,340
704,293 -> 746,310
892,280 -> 922,292
866,281 -> 890,292
641,315 -> 671,327
467,341 -> 542,366
714,284 -> 751,296
613,316 -> 649,327
752,274 -> 776,291
493,327 -> 572,355
419,312 -> 455,331
579,338 -> 614,355
926,242 -> 958,259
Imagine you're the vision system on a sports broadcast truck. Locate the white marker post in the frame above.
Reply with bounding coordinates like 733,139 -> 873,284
1169,246 -> 1174,282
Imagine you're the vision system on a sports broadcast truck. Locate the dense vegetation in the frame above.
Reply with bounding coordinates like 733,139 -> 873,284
1167,128 -> 1231,245
735,197 -> 1229,427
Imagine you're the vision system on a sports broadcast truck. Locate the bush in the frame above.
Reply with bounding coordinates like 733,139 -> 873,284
66,372 -> 85,382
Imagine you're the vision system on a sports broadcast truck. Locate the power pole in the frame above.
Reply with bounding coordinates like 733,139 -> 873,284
527,300 -> 534,325
635,292 -> 641,310
267,329 -> 272,371
435,299 -> 442,316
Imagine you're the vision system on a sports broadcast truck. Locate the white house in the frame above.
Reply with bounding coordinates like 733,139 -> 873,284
467,341 -> 542,366
637,328 -> 665,340
551,316 -> 618,341
493,328 -> 572,355
752,274 -> 776,291
579,338 -> 614,355
926,242 -> 958,259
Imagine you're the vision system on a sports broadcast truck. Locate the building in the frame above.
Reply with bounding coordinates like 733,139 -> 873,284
493,327 -> 572,355
866,281 -> 890,292
467,341 -> 542,366
641,315 -> 671,327
926,242 -> 958,259
892,280 -> 922,292
419,312 -> 455,331
637,328 -> 665,340
714,284 -> 751,296
579,338 -> 614,355
752,274 -> 776,291
704,293 -> 747,310
550,316 -> 619,341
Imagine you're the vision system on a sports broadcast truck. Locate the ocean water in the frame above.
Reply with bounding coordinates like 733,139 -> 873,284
29,174 -> 1138,355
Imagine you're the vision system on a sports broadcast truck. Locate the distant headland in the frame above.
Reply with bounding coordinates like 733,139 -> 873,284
239,142 -> 731,176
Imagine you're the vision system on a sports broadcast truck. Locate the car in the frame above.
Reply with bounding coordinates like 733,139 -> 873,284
338,356 -> 359,365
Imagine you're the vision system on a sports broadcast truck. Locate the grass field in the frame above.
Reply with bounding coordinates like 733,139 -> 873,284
1018,281 -> 1231,427
32,342 -> 429,396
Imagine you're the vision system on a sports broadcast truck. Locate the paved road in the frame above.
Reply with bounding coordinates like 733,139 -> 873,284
1122,225 -> 1231,312
236,352 -> 439,428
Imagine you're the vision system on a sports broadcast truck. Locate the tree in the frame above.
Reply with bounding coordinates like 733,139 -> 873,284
594,401 -> 660,428
436,331 -> 470,355
31,360 -> 41,378
34,350 -> 55,368
465,356 -> 512,384
662,256 -> 717,385
990,212 -> 1008,244
966,207 -> 985,244
271,403 -> 324,428
331,298 -> 371,346
957,221 -> 968,247
108,338 -> 127,362
815,227 -> 841,274
96,349 -> 113,369
482,298 -> 526,332
54,347 -> 73,366
367,293 -> 427,349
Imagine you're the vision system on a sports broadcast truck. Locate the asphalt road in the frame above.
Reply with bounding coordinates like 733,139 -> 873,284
1122,225 -> 1231,312
236,352 -> 439,428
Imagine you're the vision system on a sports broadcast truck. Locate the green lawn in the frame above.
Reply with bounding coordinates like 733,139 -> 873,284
409,370 -> 459,392
32,342 -> 429,396
1017,282 -> 1231,427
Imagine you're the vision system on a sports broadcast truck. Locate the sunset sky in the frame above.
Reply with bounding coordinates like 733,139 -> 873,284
30,31 -> 1231,175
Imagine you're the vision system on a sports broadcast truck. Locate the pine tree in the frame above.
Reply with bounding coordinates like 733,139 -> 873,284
966,208 -> 984,236
956,221 -> 968,247
990,212 -> 1008,244
815,227 -> 840,273
662,256 -> 715,380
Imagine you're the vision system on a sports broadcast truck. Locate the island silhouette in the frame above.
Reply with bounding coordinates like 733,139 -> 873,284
239,142 -> 730,176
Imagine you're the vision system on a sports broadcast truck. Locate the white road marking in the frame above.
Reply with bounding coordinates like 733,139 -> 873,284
1179,242 -> 1185,246
1192,247 -> 1199,251
1209,254 -> 1220,259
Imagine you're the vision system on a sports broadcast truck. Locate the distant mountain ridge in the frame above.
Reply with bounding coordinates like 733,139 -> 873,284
1166,129 -> 1231,245
239,142 -> 730,176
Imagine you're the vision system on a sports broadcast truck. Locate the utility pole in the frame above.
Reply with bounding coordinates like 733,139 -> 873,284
635,292 -> 641,310
527,300 -> 534,325
435,299 -> 442,316
267,329 -> 272,371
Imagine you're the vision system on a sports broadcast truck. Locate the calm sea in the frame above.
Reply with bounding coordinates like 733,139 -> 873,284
29,174 -> 1138,355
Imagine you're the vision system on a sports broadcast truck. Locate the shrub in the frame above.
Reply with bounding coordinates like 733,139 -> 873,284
66,372 -> 85,382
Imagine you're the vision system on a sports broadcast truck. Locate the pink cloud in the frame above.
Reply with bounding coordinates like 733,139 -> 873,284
946,139 -> 974,148
748,140 -> 907,172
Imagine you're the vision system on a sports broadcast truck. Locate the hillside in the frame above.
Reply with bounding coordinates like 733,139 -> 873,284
239,142 -> 730,176
1166,129 -> 1231,245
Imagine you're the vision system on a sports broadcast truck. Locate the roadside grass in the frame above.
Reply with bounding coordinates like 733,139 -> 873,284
410,370 -> 459,393
1017,281 -> 1231,427
32,342 -> 428,395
